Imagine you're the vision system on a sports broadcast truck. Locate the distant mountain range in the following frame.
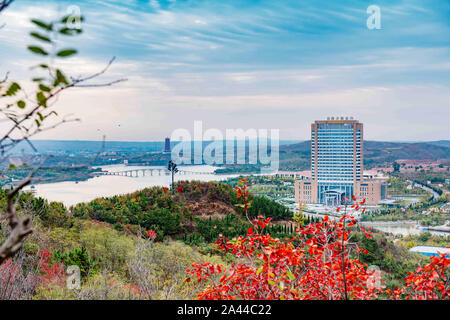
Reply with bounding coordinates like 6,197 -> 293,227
6,139 -> 450,171
9,139 -> 301,155
425,140 -> 450,148
278,140 -> 450,170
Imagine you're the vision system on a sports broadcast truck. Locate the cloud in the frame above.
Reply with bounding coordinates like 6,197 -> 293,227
0,0 -> 449,141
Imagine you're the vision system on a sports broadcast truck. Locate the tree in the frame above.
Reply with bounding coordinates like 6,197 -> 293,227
168,160 -> 178,195
0,4 -> 124,265
388,253 -> 449,300
187,186 -> 378,300
187,183 -> 450,300
393,161 -> 400,173
0,0 -> 13,14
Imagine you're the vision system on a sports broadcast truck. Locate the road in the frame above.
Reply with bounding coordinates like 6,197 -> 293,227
408,180 -> 440,200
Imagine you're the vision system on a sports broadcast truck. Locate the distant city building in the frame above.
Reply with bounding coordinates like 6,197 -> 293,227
295,118 -> 387,206
275,171 -> 311,180
164,137 -> 171,153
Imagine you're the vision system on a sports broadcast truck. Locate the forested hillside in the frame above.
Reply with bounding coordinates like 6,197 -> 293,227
0,180 -> 446,300
278,140 -> 450,170
70,180 -> 293,243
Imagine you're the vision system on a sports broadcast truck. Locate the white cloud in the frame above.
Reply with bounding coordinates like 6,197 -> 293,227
1,0 -> 448,142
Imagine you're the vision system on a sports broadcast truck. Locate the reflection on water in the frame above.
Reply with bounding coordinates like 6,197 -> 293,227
25,165 -> 239,207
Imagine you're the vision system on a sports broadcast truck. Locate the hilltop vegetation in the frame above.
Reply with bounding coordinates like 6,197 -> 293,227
70,180 -> 293,243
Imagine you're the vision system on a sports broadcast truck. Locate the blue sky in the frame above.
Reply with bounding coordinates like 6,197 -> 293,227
0,0 -> 449,141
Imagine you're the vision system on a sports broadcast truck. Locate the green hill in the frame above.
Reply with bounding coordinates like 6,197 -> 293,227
279,140 -> 450,170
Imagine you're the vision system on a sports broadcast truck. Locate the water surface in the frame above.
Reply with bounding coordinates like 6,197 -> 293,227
25,164 -> 239,206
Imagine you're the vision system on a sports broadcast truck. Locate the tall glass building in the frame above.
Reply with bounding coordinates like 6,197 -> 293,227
296,117 -> 386,206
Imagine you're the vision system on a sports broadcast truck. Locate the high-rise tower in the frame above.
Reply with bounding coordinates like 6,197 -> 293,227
296,117 -> 386,206
164,137 -> 171,153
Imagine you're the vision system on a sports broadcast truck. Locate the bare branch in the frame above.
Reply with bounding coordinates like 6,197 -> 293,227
0,0 -> 13,28
0,182 -> 33,264
0,13 -> 125,264
0,0 -> 13,14
72,78 -> 127,88
0,160 -> 46,264
0,57 -> 126,156
0,71 -> 9,84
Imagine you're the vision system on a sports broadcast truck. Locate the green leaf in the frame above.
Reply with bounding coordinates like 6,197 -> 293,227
39,84 -> 51,92
36,91 -> 47,107
35,119 -> 41,127
256,266 -> 263,276
31,19 -> 52,31
3,82 -> 21,96
17,100 -> 26,109
32,78 -> 45,82
61,15 -> 84,23
59,27 -> 83,35
30,32 -> 51,43
54,69 -> 68,86
8,164 -> 16,170
56,49 -> 77,57
286,271 -> 295,280
27,46 -> 48,56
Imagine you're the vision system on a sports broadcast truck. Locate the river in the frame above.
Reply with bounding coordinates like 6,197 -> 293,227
23,166 -> 449,237
24,164 -> 239,207
360,221 -> 449,237
302,212 -> 449,237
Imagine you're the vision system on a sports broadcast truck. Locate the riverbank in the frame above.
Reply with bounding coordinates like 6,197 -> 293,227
23,164 -> 240,206
361,220 -> 450,237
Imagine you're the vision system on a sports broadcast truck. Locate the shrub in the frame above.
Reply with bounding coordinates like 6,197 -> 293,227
128,240 -> 225,300
141,207 -> 182,236
78,225 -> 135,275
33,272 -> 142,300
53,247 -> 99,278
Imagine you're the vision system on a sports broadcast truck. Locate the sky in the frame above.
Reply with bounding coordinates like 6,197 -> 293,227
0,0 -> 449,142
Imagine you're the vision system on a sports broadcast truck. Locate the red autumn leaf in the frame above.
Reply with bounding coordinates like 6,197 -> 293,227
184,184 -> 450,301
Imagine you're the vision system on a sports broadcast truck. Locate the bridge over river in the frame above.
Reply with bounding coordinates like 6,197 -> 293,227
94,168 -> 215,178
